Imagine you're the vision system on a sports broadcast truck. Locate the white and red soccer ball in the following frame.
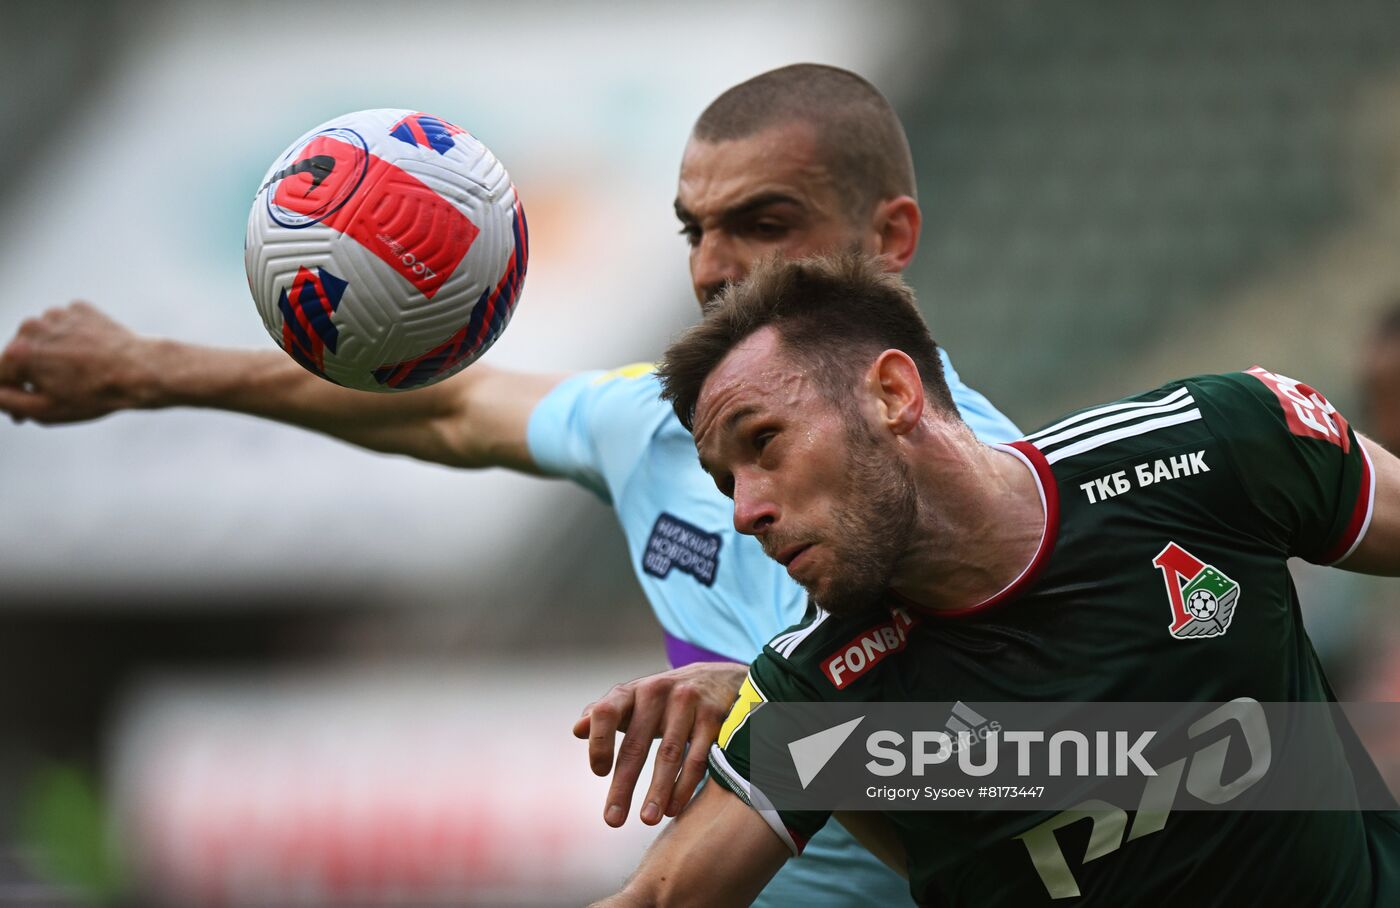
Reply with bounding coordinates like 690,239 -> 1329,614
245,108 -> 527,392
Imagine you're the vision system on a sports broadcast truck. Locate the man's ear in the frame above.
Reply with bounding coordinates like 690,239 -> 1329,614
870,196 -> 921,271
869,349 -> 925,436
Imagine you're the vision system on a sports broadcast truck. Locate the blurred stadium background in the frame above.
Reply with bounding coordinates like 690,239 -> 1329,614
3,0 -> 1400,904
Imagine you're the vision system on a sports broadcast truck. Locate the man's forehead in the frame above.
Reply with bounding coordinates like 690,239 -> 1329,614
676,122 -> 831,213
694,329 -> 799,445
688,328 -> 817,461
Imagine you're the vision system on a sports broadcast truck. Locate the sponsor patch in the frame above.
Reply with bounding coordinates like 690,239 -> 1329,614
821,610 -> 917,689
642,513 -> 721,586
1246,366 -> 1350,453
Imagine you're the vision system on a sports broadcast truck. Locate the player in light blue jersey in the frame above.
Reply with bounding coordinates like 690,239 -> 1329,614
1,65 -> 1018,906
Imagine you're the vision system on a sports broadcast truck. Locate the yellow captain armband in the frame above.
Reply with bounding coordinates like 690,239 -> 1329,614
591,362 -> 657,385
718,674 -> 767,749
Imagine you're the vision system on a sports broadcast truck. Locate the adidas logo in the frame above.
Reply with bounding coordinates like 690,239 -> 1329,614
945,701 -> 1000,752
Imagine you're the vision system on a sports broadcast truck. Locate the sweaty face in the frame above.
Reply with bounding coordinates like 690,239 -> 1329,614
693,329 -> 918,616
675,122 -> 871,305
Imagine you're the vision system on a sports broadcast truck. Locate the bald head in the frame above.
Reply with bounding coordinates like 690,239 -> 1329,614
692,64 -> 917,219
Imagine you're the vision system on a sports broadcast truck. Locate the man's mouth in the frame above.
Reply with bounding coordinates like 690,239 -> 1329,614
775,543 -> 813,569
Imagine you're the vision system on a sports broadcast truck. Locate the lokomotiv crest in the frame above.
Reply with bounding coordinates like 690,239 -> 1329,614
1152,542 -> 1240,639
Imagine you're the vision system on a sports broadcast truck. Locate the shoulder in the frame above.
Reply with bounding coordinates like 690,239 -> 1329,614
1016,376 -> 1213,477
750,606 -> 918,701
526,363 -> 673,499
534,362 -> 662,406
1194,368 -> 1352,445
1015,369 -> 1343,475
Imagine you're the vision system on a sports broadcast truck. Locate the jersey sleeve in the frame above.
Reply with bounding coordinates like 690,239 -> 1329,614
707,647 -> 833,857
1196,368 -> 1375,565
524,363 -> 671,504
941,348 -> 1022,444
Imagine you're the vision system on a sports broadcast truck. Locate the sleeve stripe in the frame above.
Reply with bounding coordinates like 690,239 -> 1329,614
772,608 -> 830,659
708,745 -> 803,857
1323,439 -> 1376,565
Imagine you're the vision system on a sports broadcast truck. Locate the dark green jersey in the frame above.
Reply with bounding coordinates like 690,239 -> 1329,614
709,369 -> 1398,906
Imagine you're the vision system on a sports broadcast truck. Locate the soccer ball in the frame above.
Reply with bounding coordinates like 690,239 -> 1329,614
1186,588 -> 1218,620
244,109 -> 527,392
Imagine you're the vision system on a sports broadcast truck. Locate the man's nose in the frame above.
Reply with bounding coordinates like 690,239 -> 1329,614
691,234 -> 746,304
732,478 -> 777,537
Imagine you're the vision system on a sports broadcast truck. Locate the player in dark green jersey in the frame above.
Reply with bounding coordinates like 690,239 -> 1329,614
593,254 -> 1400,907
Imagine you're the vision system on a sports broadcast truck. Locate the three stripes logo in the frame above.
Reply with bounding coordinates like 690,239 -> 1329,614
945,701 -> 999,751
278,266 -> 348,378
1024,387 -> 1202,465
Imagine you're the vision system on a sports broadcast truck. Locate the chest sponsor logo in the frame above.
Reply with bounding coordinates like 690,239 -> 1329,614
822,610 -> 917,689
1152,542 -> 1240,639
642,513 -> 721,586
1078,450 -> 1210,504
1246,366 -> 1350,453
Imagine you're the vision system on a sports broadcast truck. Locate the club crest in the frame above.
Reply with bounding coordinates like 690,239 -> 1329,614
1152,542 -> 1240,639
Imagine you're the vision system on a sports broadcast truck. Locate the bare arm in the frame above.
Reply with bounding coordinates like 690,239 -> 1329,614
591,782 -> 790,908
1336,435 -> 1400,576
834,811 -> 908,879
0,302 -> 567,471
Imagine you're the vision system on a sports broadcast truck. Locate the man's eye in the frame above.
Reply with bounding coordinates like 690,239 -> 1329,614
755,430 -> 776,452
678,224 -> 701,247
750,221 -> 787,240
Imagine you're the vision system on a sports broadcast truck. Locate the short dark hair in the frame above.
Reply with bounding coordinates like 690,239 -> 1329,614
692,64 -> 916,218
658,254 -> 955,431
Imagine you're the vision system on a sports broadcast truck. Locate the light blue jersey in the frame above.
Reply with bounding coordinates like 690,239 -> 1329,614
528,349 -> 1019,908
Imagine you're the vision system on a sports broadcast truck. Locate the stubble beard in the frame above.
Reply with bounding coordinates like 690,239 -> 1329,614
806,421 -> 919,618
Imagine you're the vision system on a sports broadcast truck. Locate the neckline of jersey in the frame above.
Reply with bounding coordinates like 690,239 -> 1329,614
894,440 -> 1061,619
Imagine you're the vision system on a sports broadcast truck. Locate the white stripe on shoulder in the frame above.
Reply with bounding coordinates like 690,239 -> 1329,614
709,745 -> 800,857
773,608 -> 831,659
1032,391 -> 1197,451
1025,387 -> 1192,444
1043,409 -> 1203,464
769,628 -> 803,652
770,622 -> 810,656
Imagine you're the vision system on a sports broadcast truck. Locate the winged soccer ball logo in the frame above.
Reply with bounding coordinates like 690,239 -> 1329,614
1152,542 -> 1241,639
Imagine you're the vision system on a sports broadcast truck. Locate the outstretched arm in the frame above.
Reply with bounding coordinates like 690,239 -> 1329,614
0,302 -> 568,471
591,781 -> 790,908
